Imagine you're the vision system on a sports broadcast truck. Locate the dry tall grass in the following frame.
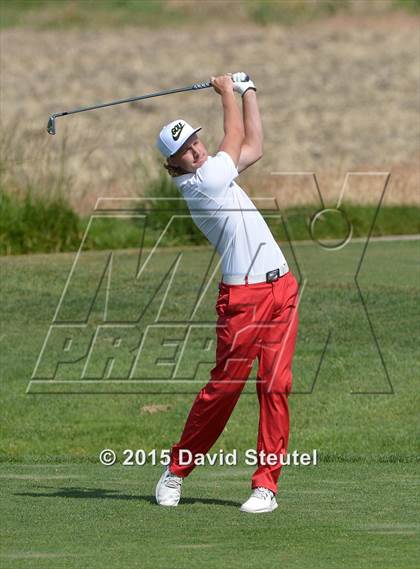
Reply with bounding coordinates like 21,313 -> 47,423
1,13 -> 418,214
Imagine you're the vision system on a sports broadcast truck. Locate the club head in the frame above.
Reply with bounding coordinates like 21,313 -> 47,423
47,115 -> 56,135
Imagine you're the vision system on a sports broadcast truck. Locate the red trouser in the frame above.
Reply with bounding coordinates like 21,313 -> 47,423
169,271 -> 299,494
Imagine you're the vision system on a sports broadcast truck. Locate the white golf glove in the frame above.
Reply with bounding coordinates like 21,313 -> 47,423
230,71 -> 257,96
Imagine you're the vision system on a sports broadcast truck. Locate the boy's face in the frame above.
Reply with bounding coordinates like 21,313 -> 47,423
167,133 -> 208,173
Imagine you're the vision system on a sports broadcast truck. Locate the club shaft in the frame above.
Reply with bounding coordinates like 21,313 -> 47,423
47,75 -> 249,134
53,82 -> 211,119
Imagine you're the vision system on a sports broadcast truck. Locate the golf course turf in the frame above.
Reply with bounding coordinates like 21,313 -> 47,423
1,462 -> 419,569
1,238 -> 419,567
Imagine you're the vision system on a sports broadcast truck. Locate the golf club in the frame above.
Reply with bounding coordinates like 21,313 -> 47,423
46,75 -> 249,135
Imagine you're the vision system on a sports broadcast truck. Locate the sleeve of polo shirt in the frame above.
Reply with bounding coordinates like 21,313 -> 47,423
196,151 -> 239,195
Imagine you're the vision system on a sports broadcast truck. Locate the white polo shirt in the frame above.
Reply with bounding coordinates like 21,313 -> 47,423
173,151 -> 288,278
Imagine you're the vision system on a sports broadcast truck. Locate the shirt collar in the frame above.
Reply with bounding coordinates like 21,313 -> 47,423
172,155 -> 213,187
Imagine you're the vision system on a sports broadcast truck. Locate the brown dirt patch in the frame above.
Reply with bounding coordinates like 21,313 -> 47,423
141,404 -> 171,414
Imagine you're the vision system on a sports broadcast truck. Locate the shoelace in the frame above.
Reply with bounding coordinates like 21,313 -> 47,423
164,472 -> 183,489
253,487 -> 273,501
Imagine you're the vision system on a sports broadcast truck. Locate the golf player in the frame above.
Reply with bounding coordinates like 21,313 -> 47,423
155,72 -> 299,514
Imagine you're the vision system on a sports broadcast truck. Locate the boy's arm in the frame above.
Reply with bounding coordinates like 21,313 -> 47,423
237,89 -> 263,173
211,74 -> 245,166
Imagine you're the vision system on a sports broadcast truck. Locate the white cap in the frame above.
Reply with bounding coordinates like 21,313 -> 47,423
156,119 -> 202,158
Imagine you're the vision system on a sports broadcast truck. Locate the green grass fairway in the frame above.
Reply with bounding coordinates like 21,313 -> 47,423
1,463 -> 419,569
1,239 -> 419,461
1,238 -> 419,567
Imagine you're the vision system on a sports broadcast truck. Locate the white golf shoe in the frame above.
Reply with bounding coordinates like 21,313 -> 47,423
155,467 -> 183,507
240,487 -> 278,514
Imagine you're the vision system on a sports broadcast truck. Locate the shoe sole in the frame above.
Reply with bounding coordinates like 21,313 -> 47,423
240,500 -> 278,514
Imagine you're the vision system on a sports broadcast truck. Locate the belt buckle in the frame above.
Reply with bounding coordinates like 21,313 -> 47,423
266,268 -> 280,283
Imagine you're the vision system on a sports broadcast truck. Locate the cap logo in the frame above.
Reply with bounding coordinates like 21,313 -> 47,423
171,122 -> 184,141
